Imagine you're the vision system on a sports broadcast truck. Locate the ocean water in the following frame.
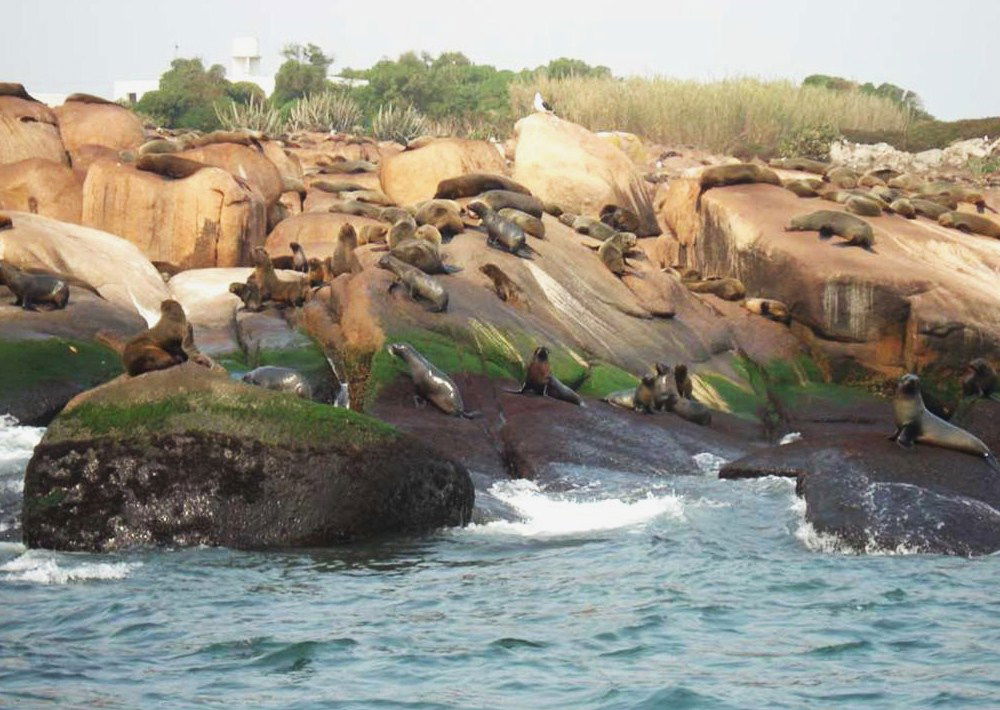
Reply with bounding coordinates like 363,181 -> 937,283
2,418 -> 1000,709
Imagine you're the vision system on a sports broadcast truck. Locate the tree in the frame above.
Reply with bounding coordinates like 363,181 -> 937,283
803,74 -> 931,118
540,57 -> 612,79
228,81 -> 265,105
135,57 -> 231,130
271,43 -> 334,106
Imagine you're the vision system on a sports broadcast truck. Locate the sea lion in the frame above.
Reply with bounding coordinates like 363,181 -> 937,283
652,363 -> 679,411
673,398 -> 712,426
122,299 -> 210,376
0,83 -> 37,101
251,247 -> 308,307
910,198 -> 950,220
889,198 -> 917,219
229,279 -> 263,311
328,200 -> 383,219
546,376 -> 585,406
281,176 -> 307,195
358,223 -> 388,245
845,195 -> 882,217
786,210 -> 875,250
962,358 -> 998,399
467,202 -> 530,257
508,346 -> 552,395
329,223 -> 363,277
272,242 -> 308,272
312,179 -> 365,193
572,215 -> 617,240
477,190 -> 545,218
390,238 -> 458,275
921,193 -> 959,210
783,179 -> 822,198
187,130 -> 264,149
414,200 -> 464,236
868,168 -> 902,183
597,236 -> 633,276
387,342 -> 479,417
890,373 -> 996,464
602,388 -> 637,411
633,374 -> 658,414
769,157 -> 829,174
0,261 -> 69,311
415,224 -> 443,246
479,263 -> 523,305
685,277 -> 746,300
674,364 -> 693,400
743,297 -> 790,324
378,254 -> 449,312
558,212 -> 578,228
938,211 -> 1000,238
342,189 -> 393,206
317,160 -> 377,175
921,183 -> 996,214
600,204 -> 640,233
242,366 -> 313,399
379,206 -> 412,225
0,213 -> 12,231
388,216 -> 418,249
65,92 -> 116,105
306,258 -> 330,287
136,154 -> 207,180
498,208 -> 545,238
542,201 -> 564,217
138,138 -> 181,156
699,164 -> 781,199
824,166 -> 859,189
871,186 -> 905,204
434,173 -> 531,200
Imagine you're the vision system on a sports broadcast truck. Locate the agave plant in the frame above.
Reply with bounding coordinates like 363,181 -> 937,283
370,103 -> 428,144
287,92 -> 362,133
214,95 -> 285,134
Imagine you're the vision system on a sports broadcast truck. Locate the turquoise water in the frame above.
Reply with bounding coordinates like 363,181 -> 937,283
2,423 -> 1000,709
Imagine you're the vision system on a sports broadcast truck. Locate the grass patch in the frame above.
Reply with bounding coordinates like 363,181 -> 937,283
0,338 -> 122,398
577,363 -> 638,398
843,116 -> 1000,153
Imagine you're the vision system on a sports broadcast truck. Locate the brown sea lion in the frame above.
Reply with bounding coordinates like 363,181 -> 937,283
890,198 -> 917,219
652,363 -> 679,411
388,216 -> 418,250
0,83 -> 37,101
699,164 -> 781,199
272,242 -> 308,272
633,374 -> 658,414
186,130 -> 264,149
596,234 -> 637,276
242,366 -> 313,399
136,154 -> 207,180
414,200 -> 464,236
468,202 -> 530,257
138,138 -> 181,156
342,189 -> 393,206
824,166 -> 859,189
306,258 -> 330,287
783,179 -> 822,198
507,346 -> 552,395
477,190 -> 545,218
685,277 -> 746,300
388,342 -> 479,417
378,254 -> 449,312
558,212 -> 578,228
769,157 -> 829,174
845,195 -> 882,217
673,398 -> 712,426
743,297 -> 790,324
921,183 -> 997,214
229,279 -> 263,312
328,200 -> 382,219
379,206 -> 413,224
859,172 -> 886,188
329,223 -> 363,277
390,238 -> 458,275
871,186 -> 906,204
921,193 -> 959,210
962,359 -> 998,399
251,247 -> 308,306
312,179 -> 365,193
674,364 -> 694,400
600,204 -> 640,233
317,160 -> 377,175
358,223 -> 388,245
415,224 -> 443,246
122,299 -> 210,376
910,198 -> 950,220
542,201 -> 564,217
65,93 -> 115,105
434,173 -> 531,200
0,261 -> 69,310
938,211 -> 1000,238
891,373 -> 997,466
479,263 -> 523,305
572,216 -> 616,240
786,210 -> 875,250
498,208 -> 545,239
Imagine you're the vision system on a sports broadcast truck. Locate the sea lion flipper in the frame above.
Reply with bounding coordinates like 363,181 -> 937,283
887,426 -> 902,442
896,423 -> 918,449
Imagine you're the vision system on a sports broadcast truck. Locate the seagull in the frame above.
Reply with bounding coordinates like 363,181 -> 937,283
533,91 -> 554,114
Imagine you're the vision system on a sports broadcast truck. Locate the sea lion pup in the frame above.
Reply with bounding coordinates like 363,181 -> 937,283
890,373 -> 997,465
910,198 -> 950,220
434,173 -> 531,200
684,277 -> 746,300
358,223 -> 388,245
769,157 -> 829,174
498,208 -> 545,238
845,195 -> 882,217
242,366 -> 313,399
0,261 -> 69,311
414,224 -> 443,246
306,257 -> 330,287
138,138 -> 182,156
782,178 -> 822,198
390,238 -> 459,275
477,190 -> 545,218
572,215 -> 616,240
251,246 -> 308,307
507,346 -> 552,395
673,398 -> 712,426
414,200 -> 464,236
633,374 -> 658,414
122,299 -> 210,376
318,159 -> 377,174
378,254 -> 449,312
938,211 -> 1000,238
388,216 -> 418,249
329,223 -> 363,277
823,166 -> 859,189
542,201 -> 564,217
890,198 -> 917,219
380,206 -> 412,224
479,263 -> 523,305
328,200 -> 383,219
229,279 -> 263,311
786,210 -> 875,250
467,202 -> 531,257
136,154 -> 208,180
272,242 -> 308,272
600,204 -> 640,233
871,186 -> 905,204
743,297 -> 791,324
962,358 -> 998,399
652,363 -> 679,411
388,342 -> 480,418
674,364 -> 694,400
698,163 -> 781,200
311,179 -> 365,193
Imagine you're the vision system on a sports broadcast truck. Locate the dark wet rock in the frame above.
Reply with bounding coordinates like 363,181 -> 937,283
22,363 -> 473,551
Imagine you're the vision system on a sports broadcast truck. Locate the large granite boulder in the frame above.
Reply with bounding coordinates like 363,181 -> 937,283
176,142 -> 284,206
0,158 -> 83,223
81,159 -> 266,268
266,212 -> 383,260
0,95 -> 67,166
380,138 -> 506,206
53,98 -> 144,163
22,363 -> 474,551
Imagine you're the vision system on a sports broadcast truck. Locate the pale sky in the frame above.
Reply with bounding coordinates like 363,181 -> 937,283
7,0 -> 998,120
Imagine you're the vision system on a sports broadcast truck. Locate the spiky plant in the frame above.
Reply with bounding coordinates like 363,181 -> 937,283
214,95 -> 285,134
370,103 -> 428,144
287,92 -> 362,133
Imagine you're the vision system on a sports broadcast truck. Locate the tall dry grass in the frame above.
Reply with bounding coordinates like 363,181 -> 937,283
510,76 -> 913,154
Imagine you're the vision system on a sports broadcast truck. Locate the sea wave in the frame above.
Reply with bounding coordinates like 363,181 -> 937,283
0,550 -> 140,585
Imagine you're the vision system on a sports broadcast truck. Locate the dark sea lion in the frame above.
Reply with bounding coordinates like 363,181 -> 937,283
306,258 -> 330,287
388,342 -> 479,417
508,346 -> 551,395
845,195 -> 882,217
783,179 -> 822,198
388,216 -> 417,249
0,261 -> 69,311
597,237 -> 632,276
0,83 -> 37,101
272,242 -> 308,272
674,364 -> 694,400
938,211 -> 1000,238
0,213 -> 12,231
633,374 -> 657,414
477,190 -> 544,218
962,359 -> 998,399
498,208 -> 545,238
414,200 -> 464,236
122,299 -> 210,376
699,163 -> 781,201
546,375 -> 585,406
329,223 -> 363,277
824,166 -> 860,189
786,210 -> 875,250
251,247 -> 308,307
891,373 -> 997,465
378,254 -> 449,312
65,93 -> 116,105
652,363 -> 679,411
673,398 -> 712,426
889,198 -> 917,219
229,280 -> 263,312
684,277 -> 746,300
910,198 -> 950,220
479,263 -> 523,305
769,157 -> 829,174
136,154 -> 207,180
390,238 -> 458,275
600,204 -> 640,233
743,297 -> 791,324
242,366 -> 313,399
467,202 -> 531,257
434,173 -> 532,200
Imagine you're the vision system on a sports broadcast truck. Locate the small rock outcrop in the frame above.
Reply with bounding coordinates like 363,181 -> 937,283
0,95 -> 67,166
380,138 -> 507,206
0,158 -> 83,223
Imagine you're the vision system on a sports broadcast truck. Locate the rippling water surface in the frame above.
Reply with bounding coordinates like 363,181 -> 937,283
2,418 -> 1000,709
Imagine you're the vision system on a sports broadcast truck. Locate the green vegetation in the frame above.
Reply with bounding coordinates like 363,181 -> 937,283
777,123 -> 841,161
802,74 -> 931,119
272,43 -> 335,107
0,338 -> 122,399
286,91 -> 362,133
214,94 -> 285,133
577,364 -> 638,398
369,103 -> 429,143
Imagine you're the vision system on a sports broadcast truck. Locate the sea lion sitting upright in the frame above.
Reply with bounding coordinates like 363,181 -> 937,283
786,210 -> 875,251
122,299 -> 211,376
597,234 -> 635,276
328,223 -> 363,277
388,342 -> 480,418
479,263 -> 523,305
938,211 -> 1000,239
0,261 -> 69,311
652,363 -> 679,411
306,258 -> 330,287
633,374 -> 658,414
388,216 -> 418,250
674,364 -> 694,400
229,279 -> 263,312
890,373 -> 997,466
467,202 -> 531,257
242,366 -> 313,399
962,358 -> 998,399
508,346 -> 552,395
272,242 -> 308,272
251,247 -> 308,307
378,254 -> 449,312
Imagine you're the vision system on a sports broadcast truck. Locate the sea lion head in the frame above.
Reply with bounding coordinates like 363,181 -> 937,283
896,373 -> 921,398
290,242 -> 302,253
376,253 -> 392,270
467,201 -> 488,217
654,362 -> 672,376
338,223 -> 358,245
229,282 -> 245,296
533,346 -> 549,362
971,358 -> 992,375
641,374 -> 656,388
251,246 -> 269,266
160,299 -> 185,320
387,342 -> 412,360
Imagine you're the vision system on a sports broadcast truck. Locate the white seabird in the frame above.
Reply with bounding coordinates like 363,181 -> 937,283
533,91 -> 554,114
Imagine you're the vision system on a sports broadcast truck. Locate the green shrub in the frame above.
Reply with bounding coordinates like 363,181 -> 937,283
778,123 -> 841,161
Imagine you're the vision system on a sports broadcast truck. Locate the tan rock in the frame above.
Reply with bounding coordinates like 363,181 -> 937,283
0,158 -> 83,223
176,142 -> 283,206
380,138 -> 507,206
54,100 -> 144,163
0,96 -> 67,166
266,212 -> 383,260
81,159 -> 266,269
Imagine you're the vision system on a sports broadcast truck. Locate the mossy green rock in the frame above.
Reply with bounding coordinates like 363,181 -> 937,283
23,363 -> 473,551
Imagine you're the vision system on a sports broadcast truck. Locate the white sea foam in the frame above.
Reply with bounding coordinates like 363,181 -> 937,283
692,452 -> 728,477
465,479 -> 686,537
0,550 -> 139,585
0,414 -> 44,495
788,487 -> 920,556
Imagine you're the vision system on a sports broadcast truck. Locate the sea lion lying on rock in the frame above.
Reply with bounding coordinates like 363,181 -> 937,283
783,179 -> 822,198
498,208 -> 545,239
434,173 -> 531,200
479,263 -> 523,305
414,200 -> 464,236
910,198 -> 950,220
476,190 -> 545,218
652,363 -> 679,412
845,195 -> 882,217
390,237 -> 459,275
328,200 -> 383,219
388,342 -> 480,417
743,297 -> 790,324
698,163 -> 781,203
786,210 -> 875,251
600,204 -> 640,233
136,154 -> 207,180
770,157 -> 829,174
122,299 -> 210,376
242,366 -> 313,399
890,198 -> 917,219
684,277 -> 746,300
0,261 -> 69,311
378,254 -> 449,312
824,166 -> 859,189
938,211 -> 1000,238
